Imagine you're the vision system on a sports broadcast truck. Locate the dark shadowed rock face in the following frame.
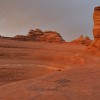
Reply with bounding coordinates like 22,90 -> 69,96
14,29 -> 65,43
27,29 -> 44,37
27,30 -> 35,37
95,6 -> 100,11
26,29 -> 44,41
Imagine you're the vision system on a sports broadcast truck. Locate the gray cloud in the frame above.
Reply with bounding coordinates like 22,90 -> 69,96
0,0 -> 100,41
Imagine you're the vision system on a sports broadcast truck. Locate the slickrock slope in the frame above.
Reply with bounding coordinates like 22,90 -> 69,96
0,38 -> 100,100
88,6 -> 100,55
71,35 -> 92,46
14,29 -> 65,43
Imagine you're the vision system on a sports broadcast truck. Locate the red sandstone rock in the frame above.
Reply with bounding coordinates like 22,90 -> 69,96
35,31 -> 64,42
87,6 -> 100,55
84,36 -> 92,46
93,6 -> 100,49
14,35 -> 29,41
27,29 -> 44,41
71,35 -> 84,44
27,29 -> 44,37
14,35 -> 26,39
93,7 -> 100,38
13,29 -> 65,43
71,35 -> 92,46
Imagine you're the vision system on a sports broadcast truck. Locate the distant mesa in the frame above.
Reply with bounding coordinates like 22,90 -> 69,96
71,35 -> 92,46
13,29 -> 65,43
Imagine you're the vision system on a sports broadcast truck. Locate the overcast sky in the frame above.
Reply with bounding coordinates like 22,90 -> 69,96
0,0 -> 100,41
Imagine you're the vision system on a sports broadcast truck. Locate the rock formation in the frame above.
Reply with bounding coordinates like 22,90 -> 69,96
71,35 -> 92,46
35,31 -> 64,42
93,6 -> 100,49
71,35 -> 84,44
87,6 -> 100,55
27,29 -> 44,37
84,36 -> 92,46
14,29 -> 65,43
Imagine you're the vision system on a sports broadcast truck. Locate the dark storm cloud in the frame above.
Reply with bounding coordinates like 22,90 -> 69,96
0,0 -> 100,41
